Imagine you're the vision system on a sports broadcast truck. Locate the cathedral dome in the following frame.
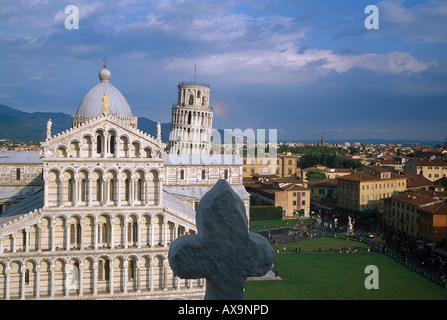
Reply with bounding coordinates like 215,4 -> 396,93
75,65 -> 133,119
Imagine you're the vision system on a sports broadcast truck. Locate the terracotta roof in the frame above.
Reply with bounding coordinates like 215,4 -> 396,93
361,165 -> 404,179
378,159 -> 401,165
418,200 -> 447,215
408,158 -> 447,166
272,176 -> 301,183
365,165 -> 392,173
337,172 -> 383,182
307,178 -> 338,188
401,172 -> 434,189
389,191 -> 441,207
283,184 -> 310,192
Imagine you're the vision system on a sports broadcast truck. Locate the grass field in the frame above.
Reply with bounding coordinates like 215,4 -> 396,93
249,219 -> 313,231
245,238 -> 445,300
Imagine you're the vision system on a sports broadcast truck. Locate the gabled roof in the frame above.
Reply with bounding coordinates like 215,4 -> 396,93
408,158 -> 447,166
42,113 -> 165,153
418,200 -> 447,215
0,189 -> 43,232
401,172 -> 434,189
389,191 -> 441,207
162,190 -> 196,222
307,178 -> 338,188
0,150 -> 43,164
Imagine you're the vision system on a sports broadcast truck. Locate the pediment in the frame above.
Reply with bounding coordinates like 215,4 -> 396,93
42,114 -> 166,159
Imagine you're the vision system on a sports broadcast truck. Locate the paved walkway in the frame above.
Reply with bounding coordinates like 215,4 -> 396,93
247,269 -> 283,281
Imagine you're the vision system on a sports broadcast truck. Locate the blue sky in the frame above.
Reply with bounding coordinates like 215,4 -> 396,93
1,0 -> 446,142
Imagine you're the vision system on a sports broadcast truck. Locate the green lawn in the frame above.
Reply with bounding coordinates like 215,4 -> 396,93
273,237 -> 372,253
249,219 -> 313,231
245,238 -> 444,300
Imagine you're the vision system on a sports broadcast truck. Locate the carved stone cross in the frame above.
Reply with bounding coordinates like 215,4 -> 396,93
168,179 -> 275,300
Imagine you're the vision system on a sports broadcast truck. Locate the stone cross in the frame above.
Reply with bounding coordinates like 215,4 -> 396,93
168,179 -> 275,300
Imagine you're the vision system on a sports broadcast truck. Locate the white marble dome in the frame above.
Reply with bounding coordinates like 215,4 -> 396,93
75,65 -> 133,119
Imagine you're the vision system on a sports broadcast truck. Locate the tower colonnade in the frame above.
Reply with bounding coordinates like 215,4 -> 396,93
168,82 -> 214,155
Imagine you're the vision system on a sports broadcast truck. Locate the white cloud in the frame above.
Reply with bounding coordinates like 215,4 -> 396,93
164,47 -> 434,84
378,0 -> 447,43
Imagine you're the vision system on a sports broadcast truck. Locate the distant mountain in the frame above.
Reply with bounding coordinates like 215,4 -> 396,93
279,138 -> 445,146
0,104 -> 171,143
1,104 -> 443,146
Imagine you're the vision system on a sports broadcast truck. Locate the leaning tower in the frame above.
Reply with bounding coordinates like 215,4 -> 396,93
168,81 -> 214,154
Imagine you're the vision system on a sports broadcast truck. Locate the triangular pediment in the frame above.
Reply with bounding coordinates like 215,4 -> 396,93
41,114 -> 166,159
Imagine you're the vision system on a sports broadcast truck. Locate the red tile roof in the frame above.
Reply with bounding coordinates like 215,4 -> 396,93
419,200 -> 447,215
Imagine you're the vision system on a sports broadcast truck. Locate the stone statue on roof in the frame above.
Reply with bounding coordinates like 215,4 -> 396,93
102,92 -> 110,115
46,118 -> 52,140
157,122 -> 161,141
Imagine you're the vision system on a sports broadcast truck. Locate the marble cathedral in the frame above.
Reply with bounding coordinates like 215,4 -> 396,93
0,64 -> 249,300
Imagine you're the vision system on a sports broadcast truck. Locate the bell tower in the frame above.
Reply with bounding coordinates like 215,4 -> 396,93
168,81 -> 214,154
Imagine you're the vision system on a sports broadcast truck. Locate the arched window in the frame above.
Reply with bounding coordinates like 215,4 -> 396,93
80,179 -> 86,202
98,259 -> 110,281
187,112 -> 192,124
128,260 -> 135,280
110,135 -> 115,154
101,223 -> 108,244
25,269 -> 30,285
104,260 -> 110,281
127,222 -> 138,244
73,262 -> 80,288
96,178 -> 102,201
68,178 -> 74,202
98,260 -> 104,280
133,223 -> 138,243
109,179 -> 115,201
180,169 -> 185,180
16,168 -> 21,180
125,178 -> 131,201
70,224 -> 76,244
96,135 -> 102,154
189,95 -> 194,105
76,224 -> 81,247
202,169 -> 206,180
224,169 -> 229,180
137,179 -> 143,201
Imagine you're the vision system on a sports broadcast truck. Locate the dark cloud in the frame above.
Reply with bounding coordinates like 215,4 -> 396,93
0,0 -> 446,141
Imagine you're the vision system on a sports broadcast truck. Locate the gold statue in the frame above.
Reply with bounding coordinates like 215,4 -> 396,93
102,92 -> 110,115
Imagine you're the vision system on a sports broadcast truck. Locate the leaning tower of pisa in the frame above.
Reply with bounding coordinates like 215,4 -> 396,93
168,81 -> 214,154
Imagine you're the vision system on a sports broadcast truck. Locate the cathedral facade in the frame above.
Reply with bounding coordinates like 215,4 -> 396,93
0,65 -> 249,300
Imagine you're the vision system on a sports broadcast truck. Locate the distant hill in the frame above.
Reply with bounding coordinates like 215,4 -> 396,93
1,104 -> 443,146
0,104 -> 171,143
279,138 -> 444,146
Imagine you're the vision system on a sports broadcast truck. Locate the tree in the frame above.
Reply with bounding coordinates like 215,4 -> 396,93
254,193 -> 263,206
306,171 -> 327,181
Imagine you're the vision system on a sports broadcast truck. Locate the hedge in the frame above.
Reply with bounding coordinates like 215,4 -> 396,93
249,206 -> 283,221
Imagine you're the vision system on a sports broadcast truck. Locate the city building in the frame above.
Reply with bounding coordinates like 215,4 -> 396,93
336,165 -> 407,216
242,153 -> 301,179
382,187 -> 447,239
0,65 -> 248,300
301,165 -> 352,182
307,178 -> 338,214
404,158 -> 447,182
419,200 -> 447,247
244,175 -> 310,218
